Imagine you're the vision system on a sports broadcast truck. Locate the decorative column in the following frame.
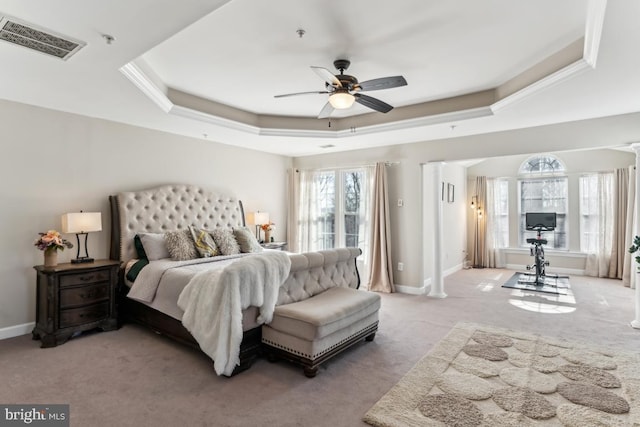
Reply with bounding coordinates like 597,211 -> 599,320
428,162 -> 447,298
631,143 -> 640,329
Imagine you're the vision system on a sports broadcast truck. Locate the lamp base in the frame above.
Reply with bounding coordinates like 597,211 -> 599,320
71,257 -> 94,264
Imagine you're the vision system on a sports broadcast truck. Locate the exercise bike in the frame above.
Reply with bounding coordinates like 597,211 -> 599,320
521,227 -> 549,286
518,213 -> 568,287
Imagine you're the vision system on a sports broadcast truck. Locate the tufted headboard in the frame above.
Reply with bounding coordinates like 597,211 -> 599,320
109,184 -> 245,263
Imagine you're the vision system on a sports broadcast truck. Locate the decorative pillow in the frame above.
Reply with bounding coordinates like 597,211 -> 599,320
165,229 -> 198,261
138,232 -> 171,261
126,258 -> 149,282
233,226 -> 263,253
210,228 -> 241,256
133,234 -> 148,259
127,235 -> 150,282
189,226 -> 219,257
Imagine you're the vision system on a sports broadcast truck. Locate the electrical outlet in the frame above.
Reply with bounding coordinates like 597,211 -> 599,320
397,262 -> 404,271
397,198 -> 403,207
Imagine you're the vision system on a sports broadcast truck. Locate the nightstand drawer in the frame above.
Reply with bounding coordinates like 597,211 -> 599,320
60,283 -> 110,308
59,302 -> 109,328
59,270 -> 111,287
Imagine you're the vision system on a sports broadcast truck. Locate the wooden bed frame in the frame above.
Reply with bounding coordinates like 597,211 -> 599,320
108,189 -> 261,376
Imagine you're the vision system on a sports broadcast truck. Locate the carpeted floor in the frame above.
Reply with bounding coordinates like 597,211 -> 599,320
1,268 -> 639,426
363,322 -> 640,426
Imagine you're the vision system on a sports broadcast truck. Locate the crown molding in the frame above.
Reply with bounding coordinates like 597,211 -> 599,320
119,62 -> 172,113
120,1 -> 607,140
170,104 -> 260,135
584,0 -> 607,67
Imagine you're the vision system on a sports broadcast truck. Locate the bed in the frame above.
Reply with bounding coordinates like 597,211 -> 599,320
109,184 -> 361,376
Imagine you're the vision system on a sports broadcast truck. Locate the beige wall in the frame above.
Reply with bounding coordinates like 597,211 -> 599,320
4,99 -> 640,332
0,99 -> 291,331
294,112 -> 640,288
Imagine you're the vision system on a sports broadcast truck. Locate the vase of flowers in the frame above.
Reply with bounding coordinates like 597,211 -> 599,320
261,222 -> 275,243
35,230 -> 73,267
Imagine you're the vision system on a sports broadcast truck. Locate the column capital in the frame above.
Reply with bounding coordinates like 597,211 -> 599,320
630,142 -> 640,153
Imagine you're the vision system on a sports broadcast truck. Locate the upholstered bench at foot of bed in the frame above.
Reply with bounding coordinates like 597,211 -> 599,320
261,286 -> 381,377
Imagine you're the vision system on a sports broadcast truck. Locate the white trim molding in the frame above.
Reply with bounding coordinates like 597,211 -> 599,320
119,61 -> 173,113
0,322 -> 35,340
395,278 -> 430,295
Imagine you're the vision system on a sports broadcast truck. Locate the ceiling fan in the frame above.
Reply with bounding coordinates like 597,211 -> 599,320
274,59 -> 407,118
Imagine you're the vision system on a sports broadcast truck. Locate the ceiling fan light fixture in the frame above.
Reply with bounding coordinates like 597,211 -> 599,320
328,91 -> 355,109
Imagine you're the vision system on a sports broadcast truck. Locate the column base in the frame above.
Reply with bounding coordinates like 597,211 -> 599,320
428,292 -> 447,299
631,319 -> 640,329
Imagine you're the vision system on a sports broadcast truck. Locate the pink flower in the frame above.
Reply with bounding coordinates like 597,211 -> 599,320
34,230 -> 73,252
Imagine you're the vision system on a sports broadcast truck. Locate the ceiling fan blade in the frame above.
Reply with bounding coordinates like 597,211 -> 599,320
357,76 -> 407,92
354,93 -> 394,113
311,66 -> 342,88
318,101 -> 334,119
274,91 -> 329,98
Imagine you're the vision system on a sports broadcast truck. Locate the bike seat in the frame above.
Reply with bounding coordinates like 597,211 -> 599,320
527,238 -> 547,245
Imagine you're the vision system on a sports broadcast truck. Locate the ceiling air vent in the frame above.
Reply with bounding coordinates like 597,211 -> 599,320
0,16 -> 85,60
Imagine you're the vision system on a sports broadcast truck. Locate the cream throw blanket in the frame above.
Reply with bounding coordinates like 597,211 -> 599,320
177,251 -> 291,376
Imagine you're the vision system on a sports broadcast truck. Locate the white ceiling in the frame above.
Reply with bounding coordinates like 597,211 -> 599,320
0,0 -> 639,157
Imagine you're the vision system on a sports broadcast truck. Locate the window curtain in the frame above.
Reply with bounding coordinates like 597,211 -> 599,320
297,169 -> 323,253
584,173 -> 614,277
286,168 -> 300,253
485,178 -> 508,268
471,176 -> 487,267
610,167 -> 630,278
367,162 -> 394,293
622,166 -> 636,289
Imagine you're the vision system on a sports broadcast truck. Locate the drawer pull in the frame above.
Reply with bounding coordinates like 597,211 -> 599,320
79,275 -> 93,282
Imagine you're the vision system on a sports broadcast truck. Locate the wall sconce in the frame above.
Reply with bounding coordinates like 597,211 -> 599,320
61,211 -> 102,263
253,211 -> 270,242
471,196 -> 482,217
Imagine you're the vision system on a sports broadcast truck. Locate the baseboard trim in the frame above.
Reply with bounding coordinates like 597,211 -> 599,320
0,322 -> 34,340
505,264 -> 585,276
395,279 -> 430,295
444,263 -> 463,277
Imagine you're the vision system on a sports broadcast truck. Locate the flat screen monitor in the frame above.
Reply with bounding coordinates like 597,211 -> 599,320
525,212 -> 556,231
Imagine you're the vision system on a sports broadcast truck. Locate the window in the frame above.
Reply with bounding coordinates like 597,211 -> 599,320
299,168 -> 370,253
518,155 -> 568,249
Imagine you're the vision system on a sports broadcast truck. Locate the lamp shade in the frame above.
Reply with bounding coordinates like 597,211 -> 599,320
328,91 -> 355,109
62,212 -> 102,233
254,212 -> 269,225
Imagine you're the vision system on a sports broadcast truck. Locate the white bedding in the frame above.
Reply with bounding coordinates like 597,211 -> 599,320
125,250 -> 291,375
126,254 -> 250,303
178,251 -> 291,376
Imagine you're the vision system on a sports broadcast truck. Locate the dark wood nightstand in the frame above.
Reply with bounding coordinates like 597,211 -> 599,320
261,241 -> 287,251
32,259 -> 120,348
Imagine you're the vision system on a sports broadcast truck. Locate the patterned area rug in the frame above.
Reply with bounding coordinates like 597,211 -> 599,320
363,322 -> 640,427
502,272 -> 570,295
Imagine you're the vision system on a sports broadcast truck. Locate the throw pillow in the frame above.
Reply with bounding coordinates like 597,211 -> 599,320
127,235 -> 150,282
165,229 -> 198,261
138,232 -> 171,261
126,258 -> 149,282
210,228 -> 241,256
233,226 -> 263,253
189,226 -> 219,257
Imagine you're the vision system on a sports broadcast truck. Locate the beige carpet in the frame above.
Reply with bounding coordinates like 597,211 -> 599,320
364,322 -> 640,427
